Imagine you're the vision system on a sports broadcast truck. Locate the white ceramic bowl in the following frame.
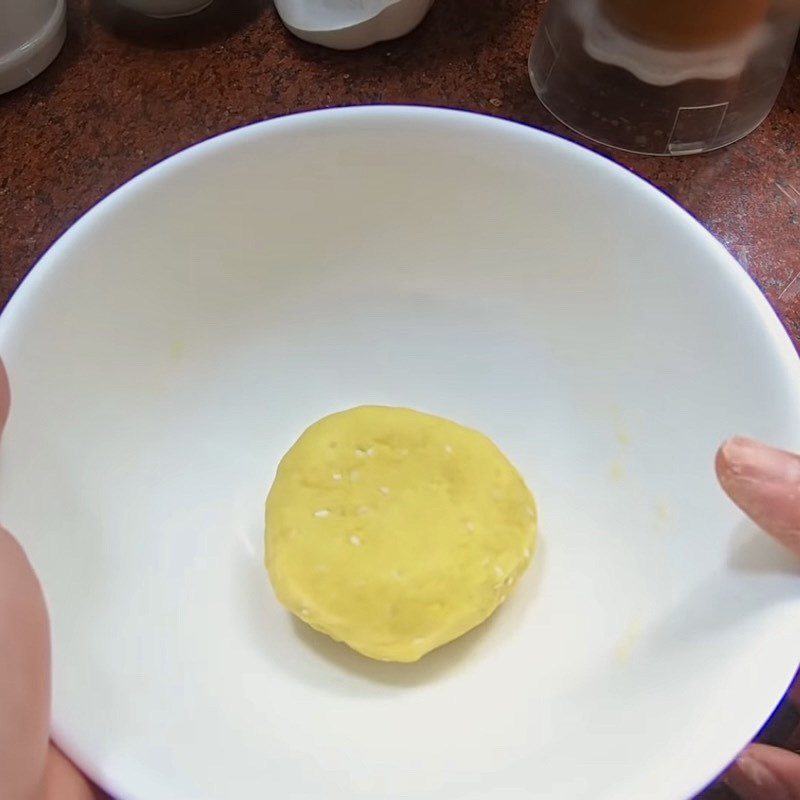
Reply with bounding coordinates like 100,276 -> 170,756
1,107 -> 799,800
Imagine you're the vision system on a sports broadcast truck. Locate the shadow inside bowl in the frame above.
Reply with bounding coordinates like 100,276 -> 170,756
727,519 -> 800,577
289,604 -> 496,687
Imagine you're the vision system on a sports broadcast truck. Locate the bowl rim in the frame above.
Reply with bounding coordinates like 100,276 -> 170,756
3,105 -> 797,381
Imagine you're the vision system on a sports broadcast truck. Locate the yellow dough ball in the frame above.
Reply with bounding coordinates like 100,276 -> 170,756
265,406 -> 537,663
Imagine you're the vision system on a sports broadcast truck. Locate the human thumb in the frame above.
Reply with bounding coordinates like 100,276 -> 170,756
0,528 -> 51,800
716,437 -> 800,559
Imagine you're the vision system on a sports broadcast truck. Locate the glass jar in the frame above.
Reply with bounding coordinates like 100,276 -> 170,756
529,0 -> 800,155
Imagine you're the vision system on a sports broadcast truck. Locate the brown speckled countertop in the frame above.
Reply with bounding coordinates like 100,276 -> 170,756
1,2 -> 799,798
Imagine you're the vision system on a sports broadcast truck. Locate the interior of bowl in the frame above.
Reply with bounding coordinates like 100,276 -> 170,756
1,107 -> 799,800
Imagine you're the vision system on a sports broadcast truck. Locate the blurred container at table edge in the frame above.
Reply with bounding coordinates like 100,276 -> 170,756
0,0 -> 66,94
530,0 -> 800,155
113,0 -> 213,16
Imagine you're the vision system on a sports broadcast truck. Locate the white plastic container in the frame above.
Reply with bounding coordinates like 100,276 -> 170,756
275,0 -> 436,50
0,0 -> 66,95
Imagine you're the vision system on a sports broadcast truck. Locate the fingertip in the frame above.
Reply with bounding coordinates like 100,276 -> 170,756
725,751 -> 772,800
713,436 -> 800,556
715,437 -> 750,510
725,744 -> 800,800
715,438 -> 733,489
715,436 -> 758,485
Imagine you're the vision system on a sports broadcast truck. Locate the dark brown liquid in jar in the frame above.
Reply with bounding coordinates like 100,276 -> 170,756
600,0 -> 770,48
